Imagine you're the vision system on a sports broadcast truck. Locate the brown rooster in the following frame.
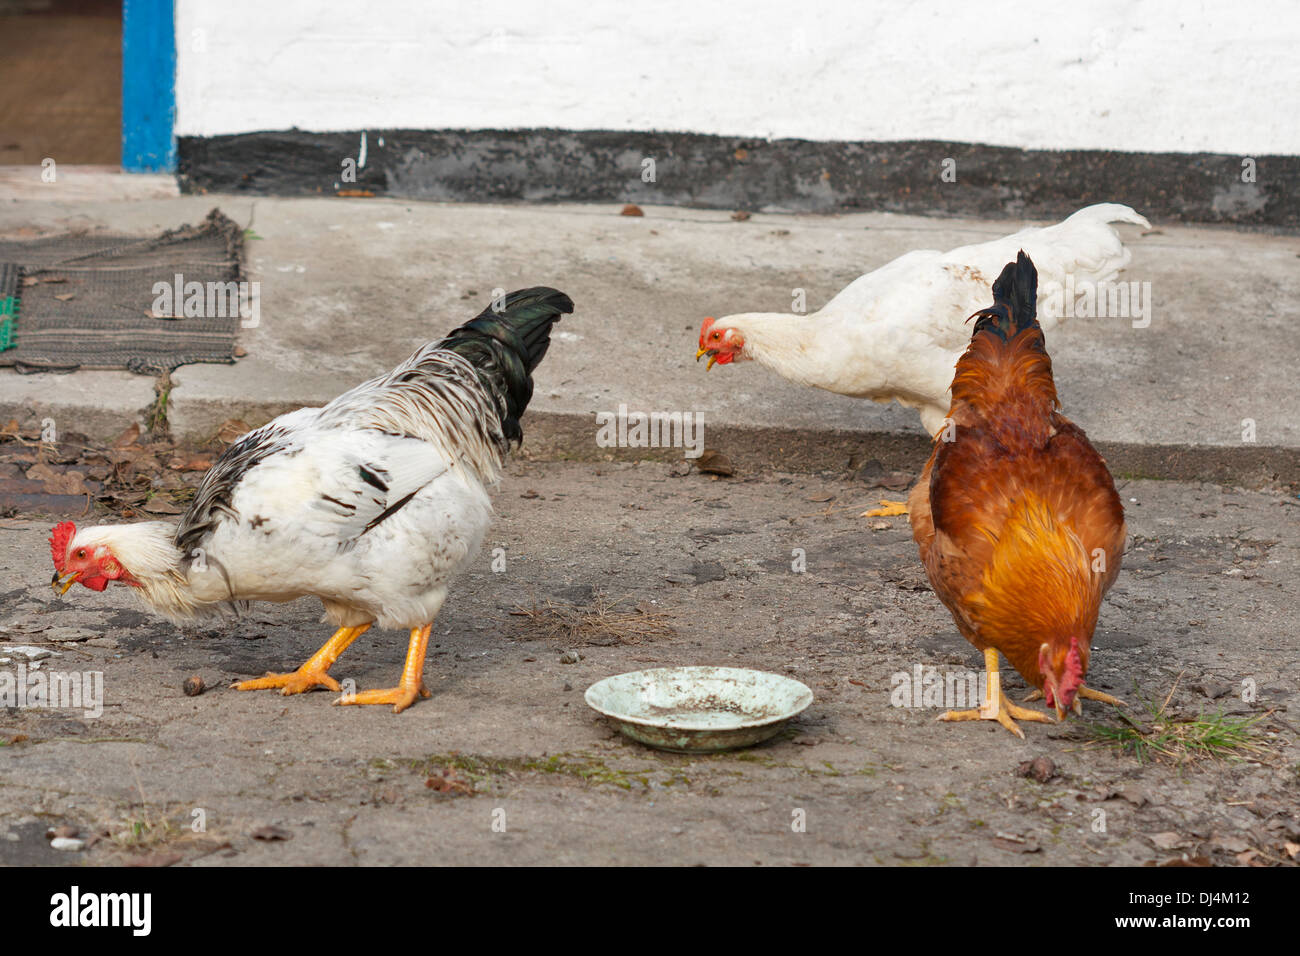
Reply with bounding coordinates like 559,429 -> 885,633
908,251 -> 1126,737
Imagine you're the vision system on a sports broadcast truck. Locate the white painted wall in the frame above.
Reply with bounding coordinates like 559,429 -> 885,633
175,0 -> 1299,155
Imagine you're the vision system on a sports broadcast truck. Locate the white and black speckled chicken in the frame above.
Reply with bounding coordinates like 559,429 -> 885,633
49,287 -> 573,712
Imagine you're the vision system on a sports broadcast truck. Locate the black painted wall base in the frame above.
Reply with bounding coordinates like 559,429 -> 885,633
177,129 -> 1297,228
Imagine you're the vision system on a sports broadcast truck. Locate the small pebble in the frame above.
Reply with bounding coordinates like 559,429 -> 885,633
50,837 -> 85,852
182,675 -> 205,697
1016,755 -> 1056,783
559,651 -> 582,665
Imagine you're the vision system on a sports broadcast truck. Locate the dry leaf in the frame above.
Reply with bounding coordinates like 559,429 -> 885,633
53,293 -> 76,302
1210,834 -> 1252,854
142,497 -> 184,515
216,419 -> 251,444
23,462 -> 89,495
873,471 -> 915,492
112,423 -> 141,447
425,769 -> 474,795
620,204 -> 644,217
43,472 -> 89,496
696,449 -> 734,477
731,210 -> 752,221
167,455 -> 212,472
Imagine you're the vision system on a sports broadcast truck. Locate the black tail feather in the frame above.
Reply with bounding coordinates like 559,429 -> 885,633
970,250 -> 1039,342
438,287 -> 574,443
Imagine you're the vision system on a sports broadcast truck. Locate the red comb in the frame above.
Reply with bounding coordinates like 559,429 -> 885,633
49,521 -> 76,573
698,316 -> 717,347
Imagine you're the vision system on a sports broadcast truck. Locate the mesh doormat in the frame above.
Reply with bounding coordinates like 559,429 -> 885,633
0,208 -> 246,374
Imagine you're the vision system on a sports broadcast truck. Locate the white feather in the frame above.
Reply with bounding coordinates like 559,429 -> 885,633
710,203 -> 1150,434
64,351 -> 506,628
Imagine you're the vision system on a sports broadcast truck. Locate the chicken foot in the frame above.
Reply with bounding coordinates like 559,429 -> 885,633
335,623 -> 433,714
234,623 -> 371,695
939,648 -> 1054,739
1024,685 -> 1126,714
863,500 -> 909,517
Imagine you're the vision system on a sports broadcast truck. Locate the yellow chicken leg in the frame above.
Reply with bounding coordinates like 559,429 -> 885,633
863,499 -> 908,517
336,623 -> 433,714
939,648 -> 1054,739
234,623 -> 370,695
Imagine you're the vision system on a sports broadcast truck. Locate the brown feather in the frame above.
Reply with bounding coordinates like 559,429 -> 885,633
909,313 -> 1125,692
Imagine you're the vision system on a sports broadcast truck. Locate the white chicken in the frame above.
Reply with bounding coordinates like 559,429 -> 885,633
696,203 -> 1149,436
49,287 -> 573,712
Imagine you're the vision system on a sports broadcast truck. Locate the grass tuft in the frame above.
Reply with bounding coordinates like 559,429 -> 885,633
1081,677 -> 1271,765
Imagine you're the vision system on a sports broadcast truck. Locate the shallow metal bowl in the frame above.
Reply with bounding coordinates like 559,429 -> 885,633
584,666 -> 814,753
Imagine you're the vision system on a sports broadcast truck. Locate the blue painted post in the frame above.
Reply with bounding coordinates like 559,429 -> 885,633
121,0 -> 176,172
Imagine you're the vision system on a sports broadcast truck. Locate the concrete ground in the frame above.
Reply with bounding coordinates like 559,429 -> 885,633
0,467 -> 1297,866
0,192 -> 1297,467
0,185 -> 1296,866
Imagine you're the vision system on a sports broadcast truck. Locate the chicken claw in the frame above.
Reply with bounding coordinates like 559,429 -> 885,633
233,623 -> 370,696
1077,686 -> 1126,707
236,668 -> 342,695
939,692 -> 1054,739
938,648 -> 1054,738
336,683 -> 431,714
863,499 -> 908,517
335,623 -> 434,714
1024,686 -> 1126,712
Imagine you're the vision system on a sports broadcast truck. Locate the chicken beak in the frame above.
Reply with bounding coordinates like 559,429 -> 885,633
1055,704 -> 1067,722
696,346 -> 720,370
52,569 -> 79,595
